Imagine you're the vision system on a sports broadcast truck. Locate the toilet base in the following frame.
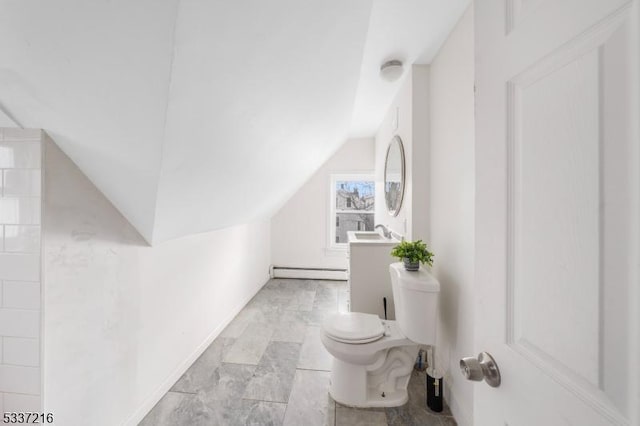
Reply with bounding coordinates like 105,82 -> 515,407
328,345 -> 418,408
329,387 -> 409,408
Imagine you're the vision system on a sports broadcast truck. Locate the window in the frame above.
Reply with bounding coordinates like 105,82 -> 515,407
329,174 -> 375,248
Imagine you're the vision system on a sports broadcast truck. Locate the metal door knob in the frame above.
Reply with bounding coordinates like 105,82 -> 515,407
460,352 -> 501,387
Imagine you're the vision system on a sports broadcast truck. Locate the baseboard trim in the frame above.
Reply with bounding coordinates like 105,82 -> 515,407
122,279 -> 267,426
271,266 -> 347,280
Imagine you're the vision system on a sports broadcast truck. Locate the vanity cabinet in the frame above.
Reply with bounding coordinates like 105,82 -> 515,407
347,232 -> 398,320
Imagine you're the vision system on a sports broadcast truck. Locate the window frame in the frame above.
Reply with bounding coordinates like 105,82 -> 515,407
328,173 -> 375,250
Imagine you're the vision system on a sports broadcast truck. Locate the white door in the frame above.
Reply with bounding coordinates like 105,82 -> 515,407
474,0 -> 639,425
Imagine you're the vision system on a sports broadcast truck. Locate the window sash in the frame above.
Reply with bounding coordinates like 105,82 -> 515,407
329,173 -> 375,249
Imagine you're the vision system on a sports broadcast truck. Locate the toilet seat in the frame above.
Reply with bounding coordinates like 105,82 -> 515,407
323,312 -> 385,344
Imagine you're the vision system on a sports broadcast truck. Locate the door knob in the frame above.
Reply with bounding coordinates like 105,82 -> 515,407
460,352 -> 501,387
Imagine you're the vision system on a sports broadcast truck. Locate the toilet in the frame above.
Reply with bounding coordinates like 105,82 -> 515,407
320,262 -> 440,408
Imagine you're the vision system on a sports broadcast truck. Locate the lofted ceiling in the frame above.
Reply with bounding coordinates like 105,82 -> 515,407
0,108 -> 17,127
0,0 -> 469,244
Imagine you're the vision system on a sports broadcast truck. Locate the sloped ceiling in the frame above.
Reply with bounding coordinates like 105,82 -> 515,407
349,0 -> 470,137
0,0 -> 177,241
0,0 -> 468,244
0,108 -> 18,127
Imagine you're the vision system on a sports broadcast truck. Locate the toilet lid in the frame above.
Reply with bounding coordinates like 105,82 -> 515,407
323,312 -> 385,343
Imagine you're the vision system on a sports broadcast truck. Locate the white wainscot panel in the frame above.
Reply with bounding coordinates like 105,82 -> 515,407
0,254 -> 40,281
3,226 -> 41,253
0,198 -> 41,225
0,309 -> 40,338
2,170 -> 41,197
2,337 -> 40,367
0,129 -> 42,142
0,142 -> 41,169
3,393 -> 41,412
2,281 -> 41,310
0,365 -> 40,394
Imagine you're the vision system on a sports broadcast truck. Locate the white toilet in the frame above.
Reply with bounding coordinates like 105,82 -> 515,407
320,262 -> 440,408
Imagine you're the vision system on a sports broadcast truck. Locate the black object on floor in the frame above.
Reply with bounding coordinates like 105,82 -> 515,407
427,371 -> 443,412
383,297 -> 387,320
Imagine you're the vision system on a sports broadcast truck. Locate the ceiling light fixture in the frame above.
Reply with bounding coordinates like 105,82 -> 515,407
380,60 -> 404,82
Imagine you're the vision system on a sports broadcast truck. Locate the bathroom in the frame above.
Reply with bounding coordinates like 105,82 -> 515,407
0,1 -> 638,425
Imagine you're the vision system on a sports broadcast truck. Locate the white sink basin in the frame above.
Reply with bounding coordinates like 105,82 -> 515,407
348,231 -> 398,244
354,232 -> 385,240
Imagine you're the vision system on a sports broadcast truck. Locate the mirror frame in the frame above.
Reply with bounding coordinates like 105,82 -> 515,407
384,135 -> 406,217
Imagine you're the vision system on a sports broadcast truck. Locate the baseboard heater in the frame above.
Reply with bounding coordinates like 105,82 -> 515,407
271,266 -> 347,281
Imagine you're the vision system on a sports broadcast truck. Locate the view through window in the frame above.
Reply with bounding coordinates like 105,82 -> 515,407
331,176 -> 375,245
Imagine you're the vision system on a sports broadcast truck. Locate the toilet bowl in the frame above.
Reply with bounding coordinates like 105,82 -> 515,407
320,263 -> 440,408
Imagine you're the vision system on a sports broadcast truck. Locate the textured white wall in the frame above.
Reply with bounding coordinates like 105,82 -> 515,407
271,138 -> 375,270
41,136 -> 271,426
429,6 -> 475,426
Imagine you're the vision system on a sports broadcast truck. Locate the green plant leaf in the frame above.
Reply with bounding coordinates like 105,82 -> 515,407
390,240 -> 434,267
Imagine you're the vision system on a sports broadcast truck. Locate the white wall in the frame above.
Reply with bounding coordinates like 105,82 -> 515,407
375,74 -> 412,238
271,138 -> 375,270
41,136 -> 271,426
374,65 -> 430,241
429,6 -> 475,426
373,7 -> 474,424
0,128 -> 43,414
411,66 -> 431,242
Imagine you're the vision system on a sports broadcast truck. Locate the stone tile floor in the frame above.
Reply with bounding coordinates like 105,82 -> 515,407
140,279 -> 456,426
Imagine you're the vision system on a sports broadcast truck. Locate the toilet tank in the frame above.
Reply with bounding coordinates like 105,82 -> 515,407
389,262 -> 440,344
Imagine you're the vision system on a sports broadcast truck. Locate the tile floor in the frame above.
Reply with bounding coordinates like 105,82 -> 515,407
140,279 -> 457,426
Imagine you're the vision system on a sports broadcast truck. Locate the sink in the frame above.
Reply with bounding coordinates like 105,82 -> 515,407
354,232 -> 385,240
348,231 -> 398,244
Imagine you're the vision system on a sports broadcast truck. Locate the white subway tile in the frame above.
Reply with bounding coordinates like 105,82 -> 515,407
0,142 -> 41,169
3,282 -> 40,310
3,226 -> 40,253
2,170 -> 40,197
0,198 -> 40,225
2,338 -> 39,367
1,129 -> 41,142
0,365 -> 40,394
3,393 -> 41,413
0,254 -> 40,281
0,309 -> 39,338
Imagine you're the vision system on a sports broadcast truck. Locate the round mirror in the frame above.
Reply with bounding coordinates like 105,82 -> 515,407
384,135 -> 406,216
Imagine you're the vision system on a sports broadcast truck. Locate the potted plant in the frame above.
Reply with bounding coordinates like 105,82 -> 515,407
391,240 -> 434,271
